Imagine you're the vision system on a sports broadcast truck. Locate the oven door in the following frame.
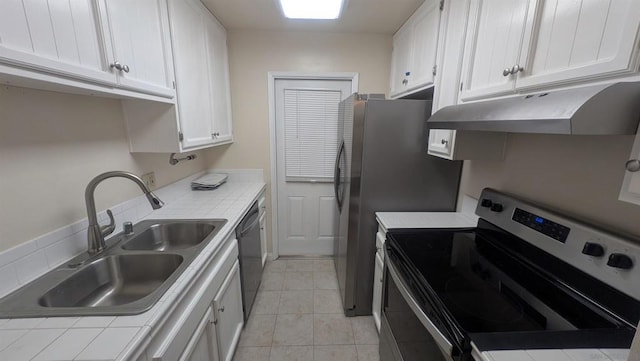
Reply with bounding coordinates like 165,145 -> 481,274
380,254 -> 457,361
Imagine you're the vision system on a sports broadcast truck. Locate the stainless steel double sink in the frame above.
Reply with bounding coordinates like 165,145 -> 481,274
0,219 -> 227,318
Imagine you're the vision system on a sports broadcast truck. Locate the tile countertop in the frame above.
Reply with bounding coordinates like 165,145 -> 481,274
0,180 -> 266,361
375,206 -> 631,361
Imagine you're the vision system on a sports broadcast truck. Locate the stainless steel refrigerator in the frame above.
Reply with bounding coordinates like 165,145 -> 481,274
333,93 -> 462,316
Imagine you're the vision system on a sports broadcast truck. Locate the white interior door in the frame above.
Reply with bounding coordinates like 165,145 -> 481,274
275,78 -> 352,256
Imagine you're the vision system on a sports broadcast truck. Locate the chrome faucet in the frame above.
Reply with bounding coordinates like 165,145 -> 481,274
85,171 -> 164,255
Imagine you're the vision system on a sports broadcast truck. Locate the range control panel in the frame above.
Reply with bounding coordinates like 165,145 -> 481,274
512,208 -> 571,243
476,188 -> 640,301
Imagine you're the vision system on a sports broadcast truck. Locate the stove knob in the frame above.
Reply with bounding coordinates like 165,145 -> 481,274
481,199 -> 493,208
607,253 -> 633,270
582,242 -> 605,257
490,203 -> 504,212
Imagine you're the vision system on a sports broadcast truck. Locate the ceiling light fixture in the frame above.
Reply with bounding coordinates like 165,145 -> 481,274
278,0 -> 345,20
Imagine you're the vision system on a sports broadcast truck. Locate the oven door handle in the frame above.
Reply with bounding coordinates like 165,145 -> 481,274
386,258 -> 454,356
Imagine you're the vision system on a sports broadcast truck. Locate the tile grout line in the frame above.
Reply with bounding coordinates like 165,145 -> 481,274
28,327 -> 68,361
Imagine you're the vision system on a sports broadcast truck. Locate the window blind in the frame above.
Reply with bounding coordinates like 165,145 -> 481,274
284,88 -> 342,181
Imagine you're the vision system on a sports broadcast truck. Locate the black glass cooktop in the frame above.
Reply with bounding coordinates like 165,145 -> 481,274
386,221 -> 637,351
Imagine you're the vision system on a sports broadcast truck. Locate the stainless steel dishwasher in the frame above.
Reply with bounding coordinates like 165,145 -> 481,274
236,201 -> 263,321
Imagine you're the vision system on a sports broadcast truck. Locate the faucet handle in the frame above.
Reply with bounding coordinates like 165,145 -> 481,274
100,209 -> 116,238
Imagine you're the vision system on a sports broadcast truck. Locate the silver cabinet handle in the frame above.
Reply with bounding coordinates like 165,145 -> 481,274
503,65 -> 524,76
441,139 -> 448,145
218,306 -> 225,312
110,61 -> 130,73
626,159 -> 640,172
511,64 -> 524,75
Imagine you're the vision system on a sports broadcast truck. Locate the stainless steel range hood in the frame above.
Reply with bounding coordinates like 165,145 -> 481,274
427,82 -> 640,135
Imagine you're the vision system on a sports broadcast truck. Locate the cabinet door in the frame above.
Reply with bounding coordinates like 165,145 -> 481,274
0,0 -> 114,85
409,0 -> 441,89
100,0 -> 174,97
428,129 -> 455,159
167,0 -> 215,150
372,251 -> 384,333
204,14 -> 233,145
390,26 -> 413,96
178,307 -> 219,361
620,131 -> 640,206
213,261 -> 243,361
516,0 -> 640,90
259,213 -> 268,267
459,0 -> 537,101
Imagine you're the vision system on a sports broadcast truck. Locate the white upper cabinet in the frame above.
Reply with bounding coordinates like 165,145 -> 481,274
168,0 -> 215,149
167,0 -> 233,150
459,0 -> 536,101
98,0 -> 175,97
0,0 -> 175,99
460,0 -> 640,102
390,0 -> 442,98
123,0 -> 233,153
390,26 -> 413,95
205,15 -> 233,144
0,0 -> 113,85
429,0 -> 505,160
516,0 -> 640,90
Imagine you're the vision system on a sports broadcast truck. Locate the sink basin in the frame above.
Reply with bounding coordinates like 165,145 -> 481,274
0,218 -> 228,317
39,254 -> 183,308
121,221 -> 223,251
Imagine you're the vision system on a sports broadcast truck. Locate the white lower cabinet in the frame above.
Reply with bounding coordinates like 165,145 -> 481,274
148,234 -> 242,361
372,230 -> 386,333
180,307 -> 219,361
372,250 -> 384,333
213,261 -> 243,361
258,191 -> 268,266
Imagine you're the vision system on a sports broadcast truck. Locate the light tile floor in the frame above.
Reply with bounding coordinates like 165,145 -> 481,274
233,258 -> 380,361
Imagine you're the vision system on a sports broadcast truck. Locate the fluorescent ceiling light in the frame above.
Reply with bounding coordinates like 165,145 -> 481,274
279,0 -> 345,20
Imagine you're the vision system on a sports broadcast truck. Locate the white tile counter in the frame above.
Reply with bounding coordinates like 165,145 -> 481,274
376,211 -> 478,230
0,173 -> 266,361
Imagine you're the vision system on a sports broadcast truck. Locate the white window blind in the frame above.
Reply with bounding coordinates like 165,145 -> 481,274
284,88 -> 342,181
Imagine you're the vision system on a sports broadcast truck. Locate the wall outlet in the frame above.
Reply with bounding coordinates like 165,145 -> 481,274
142,172 -> 156,189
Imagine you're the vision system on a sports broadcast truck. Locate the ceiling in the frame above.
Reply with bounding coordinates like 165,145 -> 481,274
201,0 -> 425,34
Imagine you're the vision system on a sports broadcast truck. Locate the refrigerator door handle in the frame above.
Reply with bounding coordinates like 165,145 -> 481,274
334,140 -> 345,211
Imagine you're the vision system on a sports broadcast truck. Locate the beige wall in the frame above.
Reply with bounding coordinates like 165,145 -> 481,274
203,30 -> 393,251
0,86 -> 206,252
460,134 -> 640,238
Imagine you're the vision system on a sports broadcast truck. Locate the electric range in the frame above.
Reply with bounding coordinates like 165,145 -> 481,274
380,188 -> 640,361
